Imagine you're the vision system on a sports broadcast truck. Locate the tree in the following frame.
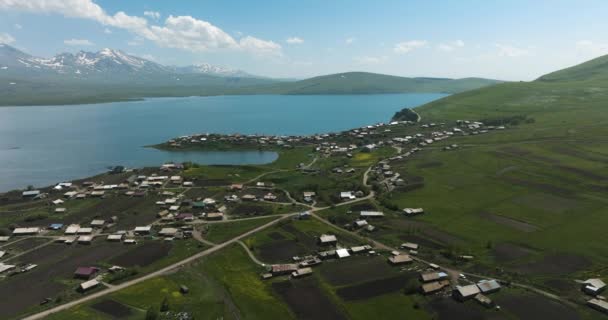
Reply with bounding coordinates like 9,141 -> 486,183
160,296 -> 170,312
145,307 -> 159,320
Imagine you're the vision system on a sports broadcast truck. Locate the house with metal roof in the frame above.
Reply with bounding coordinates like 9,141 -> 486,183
454,284 -> 481,301
388,254 -> 413,265
319,234 -> 337,245
336,248 -> 351,259
421,271 -> 449,282
583,278 -> 606,295
79,279 -> 100,292
588,299 -> 608,314
74,267 -> 99,279
421,280 -> 450,295
477,279 -> 501,294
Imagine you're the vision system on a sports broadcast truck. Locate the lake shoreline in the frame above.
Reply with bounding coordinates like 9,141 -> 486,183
0,92 -> 452,108
0,93 -> 446,192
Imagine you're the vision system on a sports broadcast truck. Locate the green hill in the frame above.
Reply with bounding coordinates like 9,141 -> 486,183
235,72 -> 502,95
537,54 -> 608,82
0,71 -> 501,106
385,53 -> 608,288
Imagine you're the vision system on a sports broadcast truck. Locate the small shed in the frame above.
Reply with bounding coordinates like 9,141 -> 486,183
206,212 -> 224,221
77,235 -> 94,244
74,267 -> 99,279
180,285 -> 189,294
319,234 -> 337,245
336,248 -> 351,259
388,254 -> 413,265
292,267 -> 313,278
134,226 -> 152,234
79,279 -> 100,292
159,228 -> 179,237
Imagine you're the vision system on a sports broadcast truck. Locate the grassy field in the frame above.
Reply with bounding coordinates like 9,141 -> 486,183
375,61 -> 608,291
202,216 -> 279,243
47,244 -> 292,320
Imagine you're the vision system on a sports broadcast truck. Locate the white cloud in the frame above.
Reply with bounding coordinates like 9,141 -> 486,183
0,32 -> 15,44
437,40 -> 465,52
495,44 -> 530,57
143,10 -> 160,20
345,37 -> 356,45
239,36 -> 282,56
393,40 -> 427,54
286,37 -> 303,44
353,55 -> 388,65
64,38 -> 94,46
127,37 -> 143,46
14,23 -> 22,29
0,0 -> 281,56
103,28 -> 111,34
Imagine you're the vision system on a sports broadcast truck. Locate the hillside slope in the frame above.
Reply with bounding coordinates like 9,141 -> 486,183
384,53 -> 608,289
537,54 -> 608,82
236,72 -> 502,95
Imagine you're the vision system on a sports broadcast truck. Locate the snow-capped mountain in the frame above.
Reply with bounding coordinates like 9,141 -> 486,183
0,44 -> 258,78
172,63 -> 255,78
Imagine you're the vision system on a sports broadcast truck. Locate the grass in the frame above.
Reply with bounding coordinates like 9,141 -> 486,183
344,293 -> 431,320
244,217 -> 363,255
43,244 -> 292,320
202,216 -> 278,243
368,70 -> 608,288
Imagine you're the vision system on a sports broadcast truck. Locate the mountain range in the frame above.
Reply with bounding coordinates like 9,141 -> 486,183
0,44 -> 257,78
0,44 -> 502,106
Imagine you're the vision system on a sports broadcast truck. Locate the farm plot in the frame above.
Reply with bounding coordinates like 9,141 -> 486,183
91,299 -> 134,319
510,253 -> 591,275
109,242 -> 172,267
481,212 -> 539,233
425,297 -> 489,320
257,239 -> 308,263
319,255 -> 398,286
336,272 -> 417,301
492,243 -> 535,263
494,292 -> 581,320
248,218 -> 361,264
0,240 -> 135,319
272,278 -> 346,320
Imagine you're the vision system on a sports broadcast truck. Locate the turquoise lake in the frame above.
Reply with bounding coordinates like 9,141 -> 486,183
0,93 -> 447,191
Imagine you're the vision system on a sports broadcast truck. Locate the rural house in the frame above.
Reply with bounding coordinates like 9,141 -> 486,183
454,284 -> 481,301
79,279 -> 100,292
582,278 -> 606,295
74,267 -> 99,280
388,254 -> 413,265
477,279 -> 501,294
421,280 -> 450,295
319,234 -> 338,245
271,264 -> 299,275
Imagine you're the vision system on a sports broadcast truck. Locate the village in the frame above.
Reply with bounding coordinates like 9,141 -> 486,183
0,118 -> 606,319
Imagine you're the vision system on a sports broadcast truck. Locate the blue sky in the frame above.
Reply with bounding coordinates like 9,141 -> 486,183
1,0 -> 608,80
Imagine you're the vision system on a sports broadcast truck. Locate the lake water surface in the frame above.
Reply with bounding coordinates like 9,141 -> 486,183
0,93 -> 447,191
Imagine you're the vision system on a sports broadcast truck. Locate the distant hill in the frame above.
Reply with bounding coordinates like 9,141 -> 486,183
234,72 -> 502,95
536,54 -> 608,82
0,44 -> 502,106
395,52 -> 608,124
